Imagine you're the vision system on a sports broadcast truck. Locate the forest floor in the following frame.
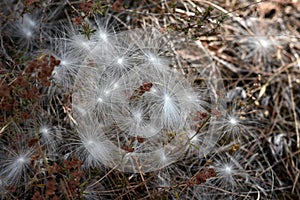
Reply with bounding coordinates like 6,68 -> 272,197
0,0 -> 300,199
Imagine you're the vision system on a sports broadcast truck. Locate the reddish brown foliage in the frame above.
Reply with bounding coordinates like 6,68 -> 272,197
129,82 -> 153,100
0,55 -> 60,124
188,168 -> 217,186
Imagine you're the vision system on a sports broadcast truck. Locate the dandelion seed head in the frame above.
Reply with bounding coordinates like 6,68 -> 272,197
148,54 -> 156,62
164,94 -> 171,103
150,87 -> 157,93
97,97 -> 103,103
229,117 -> 237,126
255,37 -> 271,48
39,125 -> 49,134
224,165 -> 232,174
80,41 -> 90,49
60,60 -> 68,66
99,32 -> 108,42
23,28 -> 33,38
86,140 -> 95,146
17,156 -> 25,164
70,27 -> 219,173
146,53 -> 162,66
117,57 -> 123,65
113,83 -> 118,89
133,111 -> 142,123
